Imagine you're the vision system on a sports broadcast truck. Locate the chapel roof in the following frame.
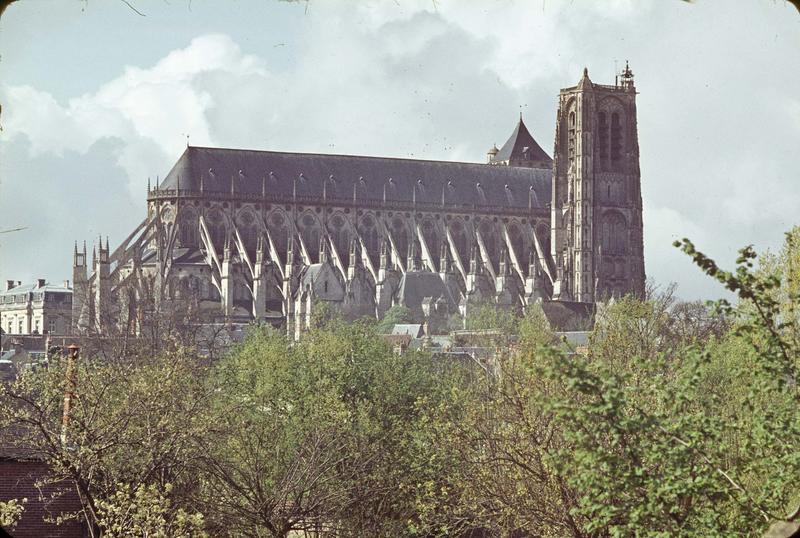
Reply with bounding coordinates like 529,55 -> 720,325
493,118 -> 552,167
160,146 -> 552,211
396,270 -> 459,313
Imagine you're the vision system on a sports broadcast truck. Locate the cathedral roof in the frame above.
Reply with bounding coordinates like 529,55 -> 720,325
160,146 -> 551,211
493,118 -> 552,167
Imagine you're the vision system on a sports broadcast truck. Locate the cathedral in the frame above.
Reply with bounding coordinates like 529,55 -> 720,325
71,65 -> 644,337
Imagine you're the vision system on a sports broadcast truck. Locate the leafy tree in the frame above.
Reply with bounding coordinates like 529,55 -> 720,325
376,304 -> 414,333
195,327 -> 356,537
463,301 -> 520,334
95,483 -> 206,538
513,233 -> 800,536
0,348 -> 215,536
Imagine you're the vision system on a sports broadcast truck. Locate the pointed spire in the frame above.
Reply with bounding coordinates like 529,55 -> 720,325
319,235 -> 327,263
469,244 -> 478,275
287,235 -> 295,265
439,242 -> 449,273
147,177 -> 151,193
499,243 -> 508,276
577,66 -> 593,90
407,238 -> 419,271
223,235 -> 232,260
256,234 -> 264,264
379,239 -> 388,269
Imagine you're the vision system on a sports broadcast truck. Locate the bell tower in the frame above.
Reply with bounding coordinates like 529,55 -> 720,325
551,64 -> 645,302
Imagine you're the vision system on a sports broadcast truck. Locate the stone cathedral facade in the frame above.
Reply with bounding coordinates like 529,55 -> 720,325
71,66 -> 644,336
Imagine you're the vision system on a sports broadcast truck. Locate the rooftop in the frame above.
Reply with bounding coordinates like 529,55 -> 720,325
1,281 -> 72,297
157,144 -> 552,211
493,118 -> 552,166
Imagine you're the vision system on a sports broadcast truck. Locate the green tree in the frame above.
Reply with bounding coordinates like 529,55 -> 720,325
0,348 -> 214,536
95,483 -> 206,538
376,304 -> 414,333
517,233 -> 800,536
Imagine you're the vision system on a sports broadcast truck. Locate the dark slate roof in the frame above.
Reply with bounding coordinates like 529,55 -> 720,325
493,119 -> 552,166
397,271 -> 458,312
541,300 -> 595,331
160,146 -> 552,210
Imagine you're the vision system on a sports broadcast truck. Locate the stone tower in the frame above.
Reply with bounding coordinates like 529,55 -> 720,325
71,241 -> 87,333
551,64 -> 645,302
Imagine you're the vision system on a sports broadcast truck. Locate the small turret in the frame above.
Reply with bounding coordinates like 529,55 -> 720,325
619,60 -> 635,90
486,144 -> 499,164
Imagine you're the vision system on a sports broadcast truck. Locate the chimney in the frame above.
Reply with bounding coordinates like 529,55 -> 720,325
5,280 -> 15,291
64,280 -> 71,289
37,279 -> 46,288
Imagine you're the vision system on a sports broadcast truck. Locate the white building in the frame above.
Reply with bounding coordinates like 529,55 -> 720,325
0,279 -> 73,335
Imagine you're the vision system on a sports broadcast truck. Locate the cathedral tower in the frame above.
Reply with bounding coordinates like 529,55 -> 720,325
551,64 -> 645,302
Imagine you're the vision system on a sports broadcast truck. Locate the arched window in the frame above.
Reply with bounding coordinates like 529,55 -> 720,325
449,220 -> 468,262
236,210 -> 259,254
611,112 -> 623,164
179,210 -> 198,249
507,223 -> 525,262
358,214 -> 380,267
268,211 -> 289,261
391,217 -> 409,261
328,213 -> 349,259
421,218 -> 439,257
601,212 -> 627,255
300,212 -> 322,263
568,109 -> 577,162
478,221 -> 497,261
206,208 -> 226,251
598,112 -> 608,166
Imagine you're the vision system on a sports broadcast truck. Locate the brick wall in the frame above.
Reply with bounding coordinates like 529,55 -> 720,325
0,460 -> 84,538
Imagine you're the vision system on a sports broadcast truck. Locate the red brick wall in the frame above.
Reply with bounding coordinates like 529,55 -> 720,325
0,460 -> 84,538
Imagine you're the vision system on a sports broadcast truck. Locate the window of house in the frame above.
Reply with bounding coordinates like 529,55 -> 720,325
49,319 -> 57,334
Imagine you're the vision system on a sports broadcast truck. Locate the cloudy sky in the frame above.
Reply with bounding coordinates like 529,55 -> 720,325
1,0 -> 798,300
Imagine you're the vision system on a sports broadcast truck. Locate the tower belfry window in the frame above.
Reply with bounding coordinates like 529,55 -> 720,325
611,112 -> 622,164
598,112 -> 608,167
568,110 -> 576,162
